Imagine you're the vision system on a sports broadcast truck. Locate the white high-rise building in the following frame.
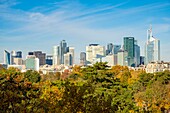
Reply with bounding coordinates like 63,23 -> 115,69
86,44 -> 105,64
53,45 -> 60,65
64,52 -> 72,66
25,55 -> 39,71
117,49 -> 128,66
145,25 -> 160,65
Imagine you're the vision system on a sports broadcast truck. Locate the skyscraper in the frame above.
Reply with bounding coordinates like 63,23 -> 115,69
145,25 -> 160,64
60,40 -> 67,64
64,52 -> 72,66
106,43 -> 113,55
53,45 -> 60,65
53,40 -> 74,66
4,50 -> 10,65
86,44 -> 105,64
80,52 -> 86,66
33,51 -> 46,66
124,37 -> 135,67
134,40 -> 140,67
68,47 -> 74,65
117,49 -> 128,66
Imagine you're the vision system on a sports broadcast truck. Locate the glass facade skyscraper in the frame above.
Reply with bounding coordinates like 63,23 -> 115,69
4,50 -> 10,65
60,40 -> 67,64
53,45 -> 60,65
80,52 -> 86,66
145,26 -> 160,64
124,37 -> 135,58
134,40 -> 140,67
124,37 -> 135,66
106,43 -> 113,55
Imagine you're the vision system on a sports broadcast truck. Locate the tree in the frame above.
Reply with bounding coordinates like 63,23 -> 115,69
24,70 -> 41,83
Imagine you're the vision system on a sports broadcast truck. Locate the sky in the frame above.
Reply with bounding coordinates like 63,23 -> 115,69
0,0 -> 170,64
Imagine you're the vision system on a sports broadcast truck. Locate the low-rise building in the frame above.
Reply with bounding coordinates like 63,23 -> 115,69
146,62 -> 170,73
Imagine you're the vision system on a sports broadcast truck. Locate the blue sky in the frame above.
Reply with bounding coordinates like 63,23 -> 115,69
0,0 -> 170,63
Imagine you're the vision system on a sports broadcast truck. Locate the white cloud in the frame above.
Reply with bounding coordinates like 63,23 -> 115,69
0,0 -> 170,63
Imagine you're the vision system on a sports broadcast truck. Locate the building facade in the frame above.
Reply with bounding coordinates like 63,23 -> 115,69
117,49 -> 128,66
80,52 -> 86,66
64,52 -> 72,66
46,55 -> 53,65
145,26 -> 160,65
60,40 -> 67,64
68,47 -> 74,65
106,43 -> 113,55
86,44 -> 105,64
11,51 -> 22,65
4,50 -> 10,65
53,45 -> 60,65
25,55 -> 39,71
113,45 -> 121,54
102,54 -> 115,66
33,51 -> 46,66
134,40 -> 140,67
124,37 -> 135,67
146,62 -> 170,73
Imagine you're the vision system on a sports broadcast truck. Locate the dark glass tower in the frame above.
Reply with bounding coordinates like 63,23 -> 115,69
124,37 -> 135,66
124,37 -> 135,58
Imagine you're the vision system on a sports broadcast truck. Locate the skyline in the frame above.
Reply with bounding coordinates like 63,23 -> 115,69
0,0 -> 170,63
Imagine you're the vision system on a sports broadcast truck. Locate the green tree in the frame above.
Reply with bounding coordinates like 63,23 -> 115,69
24,70 -> 41,83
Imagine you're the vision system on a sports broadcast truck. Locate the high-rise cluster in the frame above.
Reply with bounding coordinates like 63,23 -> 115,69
53,40 -> 74,66
83,37 -> 140,67
2,25 -> 161,72
80,25 -> 160,67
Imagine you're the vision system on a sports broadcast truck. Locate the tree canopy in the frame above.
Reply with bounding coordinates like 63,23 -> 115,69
0,63 -> 170,112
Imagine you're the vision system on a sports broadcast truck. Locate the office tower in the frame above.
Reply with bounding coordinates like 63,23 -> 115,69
46,55 -> 53,65
80,52 -> 86,66
11,51 -> 22,64
134,40 -> 140,67
106,43 -> 113,55
145,25 -> 160,64
60,40 -> 67,64
4,50 -> 10,65
64,52 -> 72,66
31,51 -> 46,66
124,37 -> 135,67
140,56 -> 145,65
68,47 -> 74,65
53,45 -> 60,65
117,49 -> 128,66
86,44 -> 105,64
113,45 -> 121,54
25,55 -> 39,71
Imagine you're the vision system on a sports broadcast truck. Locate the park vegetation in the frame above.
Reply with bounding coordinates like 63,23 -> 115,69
0,62 -> 170,113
